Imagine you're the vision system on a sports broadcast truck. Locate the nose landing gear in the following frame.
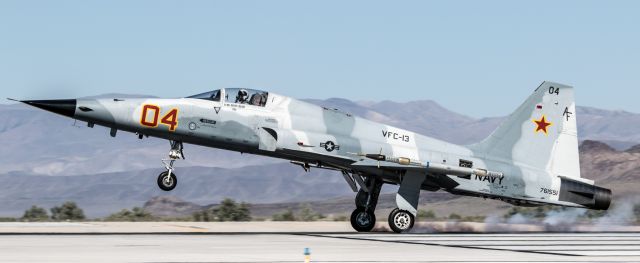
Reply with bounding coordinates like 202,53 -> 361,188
157,141 -> 184,191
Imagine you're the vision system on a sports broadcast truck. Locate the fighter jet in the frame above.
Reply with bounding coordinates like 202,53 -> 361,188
13,82 -> 611,233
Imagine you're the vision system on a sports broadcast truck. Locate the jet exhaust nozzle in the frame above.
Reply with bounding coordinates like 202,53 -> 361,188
20,99 -> 77,118
558,177 -> 612,210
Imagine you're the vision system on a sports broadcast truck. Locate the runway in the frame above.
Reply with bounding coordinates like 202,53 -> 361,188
2,222 -> 640,262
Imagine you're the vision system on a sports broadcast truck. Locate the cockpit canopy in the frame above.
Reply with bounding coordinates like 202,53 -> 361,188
187,90 -> 221,101
187,88 -> 269,107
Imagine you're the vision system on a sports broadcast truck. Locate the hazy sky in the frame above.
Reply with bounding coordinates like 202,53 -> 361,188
1,1 -> 638,117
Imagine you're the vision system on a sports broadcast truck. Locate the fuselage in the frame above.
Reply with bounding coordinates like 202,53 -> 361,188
16,82 -> 613,234
69,88 -> 571,208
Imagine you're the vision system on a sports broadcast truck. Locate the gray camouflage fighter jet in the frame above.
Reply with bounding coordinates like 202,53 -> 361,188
13,82 -> 611,233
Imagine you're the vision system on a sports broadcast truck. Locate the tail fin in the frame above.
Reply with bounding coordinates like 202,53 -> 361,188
470,81 -> 581,179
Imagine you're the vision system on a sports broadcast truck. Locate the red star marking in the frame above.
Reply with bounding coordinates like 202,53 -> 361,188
533,115 -> 552,134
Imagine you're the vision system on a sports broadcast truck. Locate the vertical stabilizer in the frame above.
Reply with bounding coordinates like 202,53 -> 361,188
470,82 -> 581,179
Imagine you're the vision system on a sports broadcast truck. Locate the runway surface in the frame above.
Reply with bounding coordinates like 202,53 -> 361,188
2,222 -> 640,262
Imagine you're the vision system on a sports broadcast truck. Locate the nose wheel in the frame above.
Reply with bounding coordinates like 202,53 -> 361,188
157,141 -> 184,191
157,170 -> 177,191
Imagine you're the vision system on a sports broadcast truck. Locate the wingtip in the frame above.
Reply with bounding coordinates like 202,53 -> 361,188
6,98 -> 19,102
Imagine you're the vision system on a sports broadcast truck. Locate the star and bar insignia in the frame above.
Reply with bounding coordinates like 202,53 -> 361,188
533,115 -> 552,135
320,141 -> 340,152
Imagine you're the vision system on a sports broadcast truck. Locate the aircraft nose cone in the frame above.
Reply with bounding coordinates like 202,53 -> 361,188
21,99 -> 77,117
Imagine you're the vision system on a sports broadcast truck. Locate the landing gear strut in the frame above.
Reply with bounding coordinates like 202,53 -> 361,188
157,141 -> 184,191
387,170 -> 426,233
350,175 -> 383,232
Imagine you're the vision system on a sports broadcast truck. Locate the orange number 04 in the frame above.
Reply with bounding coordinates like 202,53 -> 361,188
140,105 -> 179,131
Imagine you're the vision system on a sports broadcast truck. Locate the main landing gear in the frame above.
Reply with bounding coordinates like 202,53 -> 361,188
350,176 -> 383,232
157,141 -> 184,191
350,171 -> 426,233
387,170 -> 425,233
388,208 -> 415,233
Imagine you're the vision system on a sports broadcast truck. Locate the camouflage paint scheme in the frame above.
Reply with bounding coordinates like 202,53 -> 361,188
20,81 -> 611,232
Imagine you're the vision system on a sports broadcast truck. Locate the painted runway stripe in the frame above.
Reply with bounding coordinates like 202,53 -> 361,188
314,233 -> 640,258
352,238 -> 640,241
446,243 -> 640,246
529,248 -> 640,251
344,235 -> 640,238
308,234 -> 583,257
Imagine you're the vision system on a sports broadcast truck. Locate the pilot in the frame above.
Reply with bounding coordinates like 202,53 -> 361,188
249,93 -> 265,106
235,89 -> 249,104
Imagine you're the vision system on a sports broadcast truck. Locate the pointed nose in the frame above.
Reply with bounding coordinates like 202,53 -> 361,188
21,99 -> 77,118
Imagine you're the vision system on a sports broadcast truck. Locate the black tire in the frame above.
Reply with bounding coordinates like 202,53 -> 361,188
388,208 -> 414,233
157,171 -> 177,191
350,208 -> 376,232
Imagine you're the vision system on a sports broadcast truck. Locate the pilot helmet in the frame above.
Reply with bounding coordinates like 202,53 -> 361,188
237,89 -> 248,101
